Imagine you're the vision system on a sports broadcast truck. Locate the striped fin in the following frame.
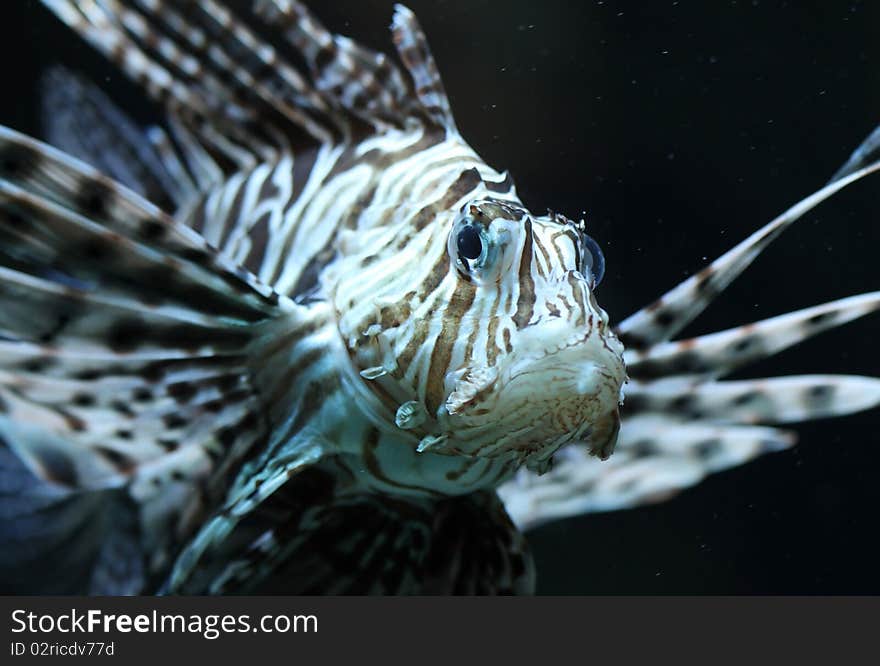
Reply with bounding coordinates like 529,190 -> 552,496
255,0 -> 416,130
167,468 -> 427,594
0,361 -> 259,491
625,375 -> 880,426
0,129 -> 278,325
626,293 -> 880,380
501,420 -> 796,529
42,0 -> 274,168
391,4 -> 458,132
616,130 -> 880,349
0,126 -> 327,588
42,0 -> 455,158
420,491 -> 533,594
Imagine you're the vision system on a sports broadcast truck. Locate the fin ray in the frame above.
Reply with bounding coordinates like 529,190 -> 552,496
616,156 -> 880,349
625,374 -> 880,426
626,292 -> 880,380
391,4 -> 458,132
501,420 -> 795,529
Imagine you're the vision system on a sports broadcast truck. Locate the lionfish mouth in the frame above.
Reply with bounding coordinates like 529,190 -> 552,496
510,324 -> 626,457
441,322 -> 626,463
514,324 -> 622,367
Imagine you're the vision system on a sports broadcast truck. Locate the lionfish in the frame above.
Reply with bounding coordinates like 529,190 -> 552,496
0,0 -> 877,594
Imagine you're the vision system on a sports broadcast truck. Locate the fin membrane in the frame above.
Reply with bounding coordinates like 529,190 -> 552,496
40,66 -> 193,213
168,467 -> 532,595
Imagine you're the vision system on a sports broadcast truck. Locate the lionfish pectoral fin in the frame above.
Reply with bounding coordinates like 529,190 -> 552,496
626,374 -> 880,426
164,435 -> 327,593
46,0 -> 411,152
616,124 -> 880,349
625,292 -> 880,379
499,423 -> 796,530
168,486 -> 533,595
0,125 -> 302,591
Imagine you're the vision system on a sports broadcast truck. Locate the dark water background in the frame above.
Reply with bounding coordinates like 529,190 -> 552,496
2,0 -> 878,593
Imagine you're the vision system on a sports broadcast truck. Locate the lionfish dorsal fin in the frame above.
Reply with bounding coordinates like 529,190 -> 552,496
41,0 -> 457,169
391,4 -> 459,134
254,0 -> 418,130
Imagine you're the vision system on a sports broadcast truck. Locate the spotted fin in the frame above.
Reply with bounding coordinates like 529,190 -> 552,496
625,293 -> 880,380
43,0 -> 317,164
501,421 -> 797,528
625,374 -> 880,426
391,4 -> 458,132
0,125 -> 320,588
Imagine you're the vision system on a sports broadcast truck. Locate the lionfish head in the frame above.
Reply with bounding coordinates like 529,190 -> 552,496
332,180 -> 626,469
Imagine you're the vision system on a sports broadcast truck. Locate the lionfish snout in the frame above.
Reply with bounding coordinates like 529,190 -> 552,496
437,322 -> 626,465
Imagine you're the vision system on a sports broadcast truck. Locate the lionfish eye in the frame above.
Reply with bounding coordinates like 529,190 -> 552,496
448,206 -> 510,282
581,234 -> 606,286
456,225 -> 483,260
